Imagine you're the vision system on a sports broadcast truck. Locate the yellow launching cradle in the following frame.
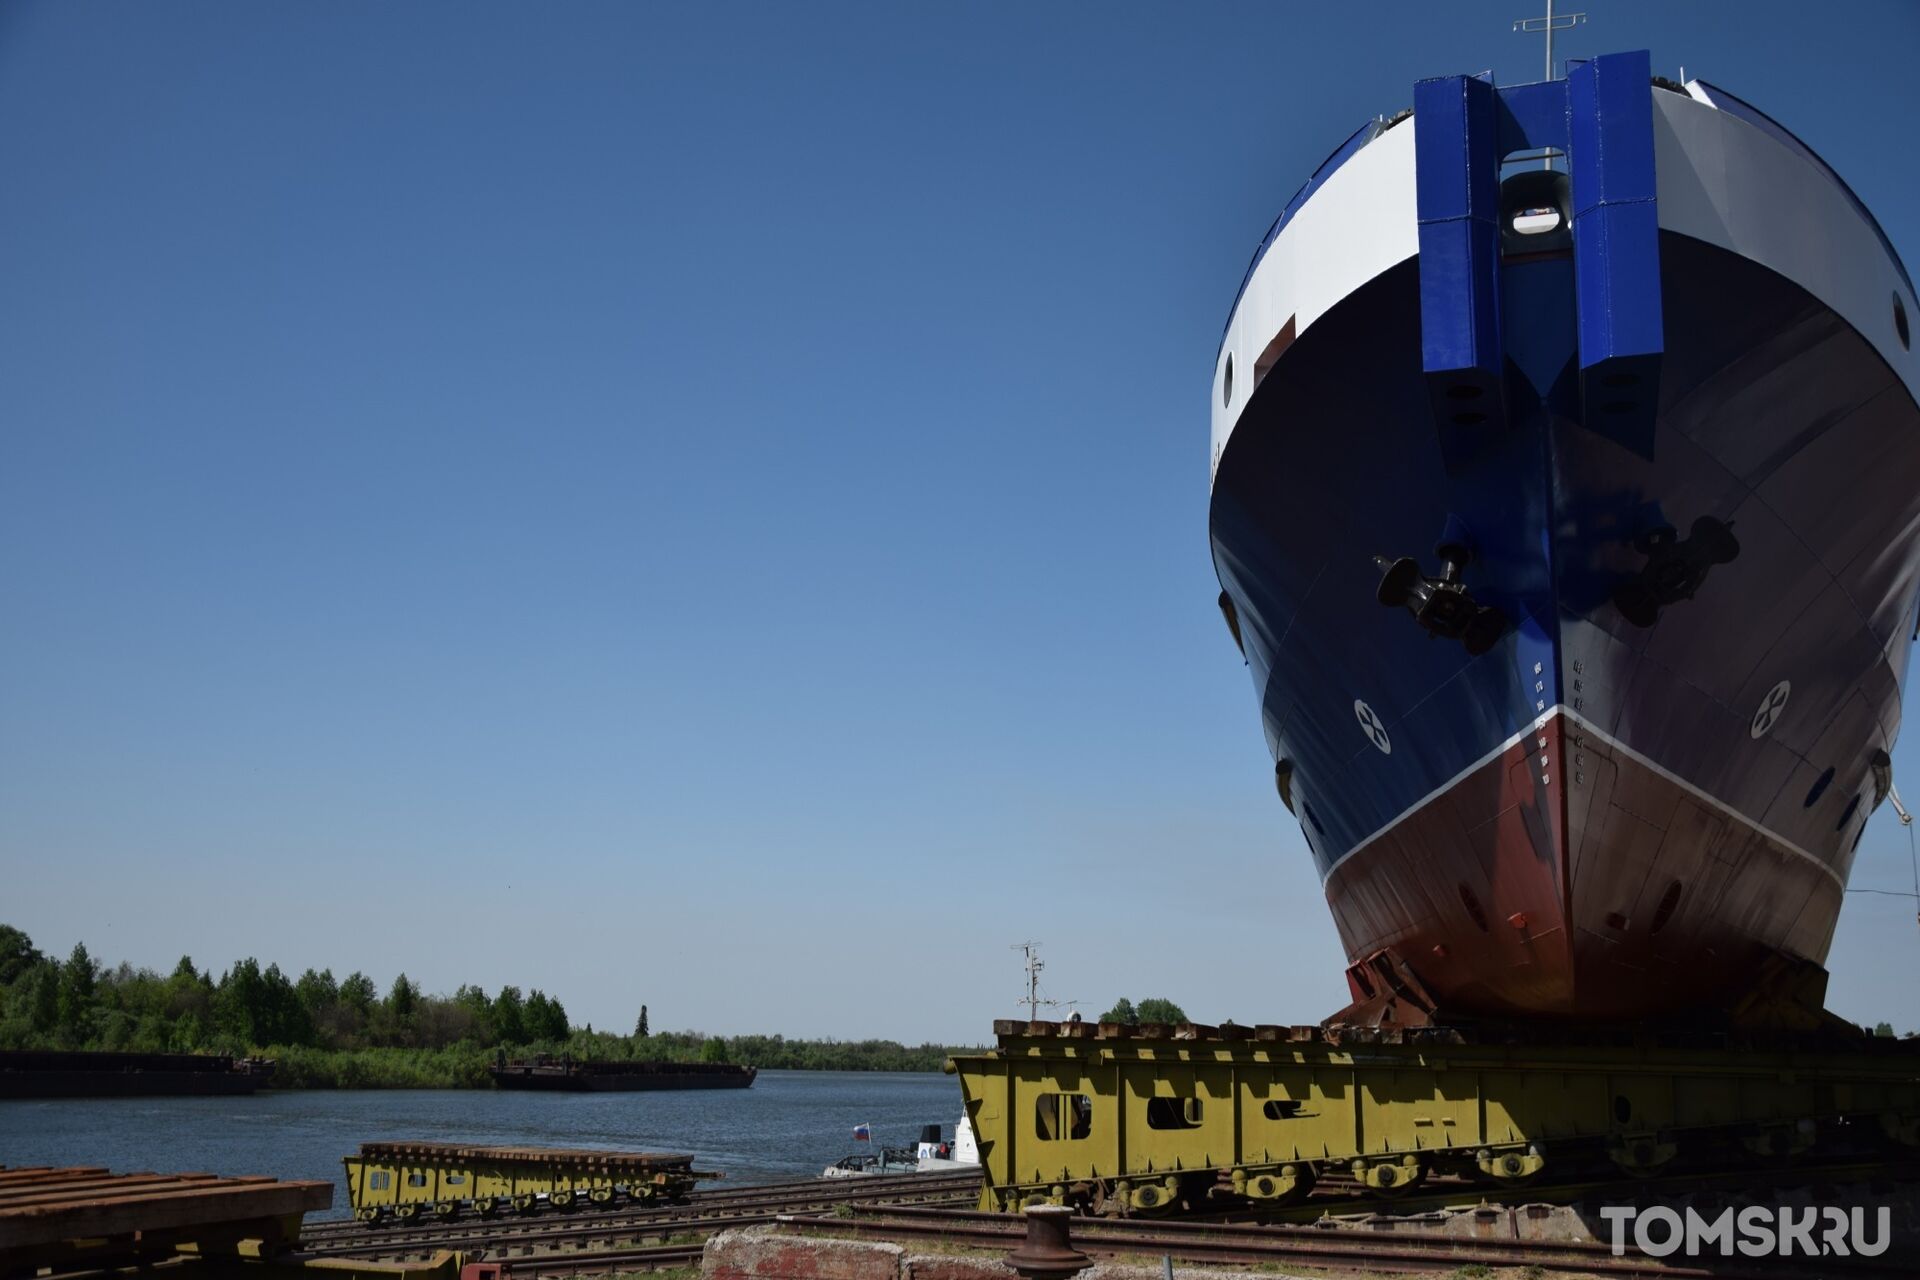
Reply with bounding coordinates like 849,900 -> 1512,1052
948,1019 -> 1920,1214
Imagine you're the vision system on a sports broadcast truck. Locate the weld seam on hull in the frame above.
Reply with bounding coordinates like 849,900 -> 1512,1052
1562,706 -> 1845,889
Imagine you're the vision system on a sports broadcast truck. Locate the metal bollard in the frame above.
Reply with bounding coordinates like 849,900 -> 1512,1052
1005,1204 -> 1092,1280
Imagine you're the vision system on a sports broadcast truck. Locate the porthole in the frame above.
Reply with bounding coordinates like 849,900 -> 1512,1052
1649,880 -> 1683,935
1896,293 -> 1911,351
1303,802 -> 1327,836
1836,792 -> 1861,833
1804,766 -> 1835,808
1458,883 -> 1491,932
1222,353 -> 1234,407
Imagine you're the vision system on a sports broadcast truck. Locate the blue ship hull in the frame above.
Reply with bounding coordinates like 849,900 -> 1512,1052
1208,59 -> 1920,1021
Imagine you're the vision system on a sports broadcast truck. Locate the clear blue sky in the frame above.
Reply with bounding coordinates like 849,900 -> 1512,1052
4,1 -> 1918,1044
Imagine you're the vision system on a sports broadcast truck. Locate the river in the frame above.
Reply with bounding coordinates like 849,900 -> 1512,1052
0,1069 -> 962,1218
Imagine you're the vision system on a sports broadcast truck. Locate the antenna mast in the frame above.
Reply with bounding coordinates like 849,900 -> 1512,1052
1011,941 -> 1062,1020
1512,0 -> 1588,169
1513,0 -> 1587,84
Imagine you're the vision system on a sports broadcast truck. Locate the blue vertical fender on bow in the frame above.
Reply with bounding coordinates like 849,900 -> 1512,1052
1568,50 -> 1663,457
1415,72 -> 1508,468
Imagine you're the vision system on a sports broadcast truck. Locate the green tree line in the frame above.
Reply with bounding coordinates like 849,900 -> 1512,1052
1098,997 -> 1188,1025
0,925 -> 975,1085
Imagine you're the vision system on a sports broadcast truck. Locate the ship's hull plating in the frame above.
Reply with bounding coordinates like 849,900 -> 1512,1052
1211,147 -> 1920,1020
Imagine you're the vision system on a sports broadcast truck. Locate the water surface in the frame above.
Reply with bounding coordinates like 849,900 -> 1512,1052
0,1069 -> 960,1218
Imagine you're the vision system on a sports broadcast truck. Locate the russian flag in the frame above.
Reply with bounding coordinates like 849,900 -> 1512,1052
852,1123 -> 871,1141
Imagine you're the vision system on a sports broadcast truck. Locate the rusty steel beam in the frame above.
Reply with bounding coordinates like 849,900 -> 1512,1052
0,1168 -> 332,1254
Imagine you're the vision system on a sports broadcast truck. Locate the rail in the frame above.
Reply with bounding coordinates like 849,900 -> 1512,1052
800,1206 -> 1913,1279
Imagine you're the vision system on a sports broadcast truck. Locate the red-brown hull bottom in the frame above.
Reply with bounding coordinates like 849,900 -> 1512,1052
1324,711 -> 1847,1022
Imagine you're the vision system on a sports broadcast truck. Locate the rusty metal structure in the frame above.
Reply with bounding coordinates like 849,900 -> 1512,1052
304,1169 -> 981,1260
2,1160 -> 983,1280
342,1143 -> 717,1223
0,1164 -> 333,1278
947,1019 -> 1920,1214
775,1198 -> 1920,1276
1001,1206 -> 1091,1280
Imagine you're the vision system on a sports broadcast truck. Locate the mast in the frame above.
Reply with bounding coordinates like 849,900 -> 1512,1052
1514,0 -> 1587,84
1512,1 -> 1588,168
1011,941 -> 1066,1020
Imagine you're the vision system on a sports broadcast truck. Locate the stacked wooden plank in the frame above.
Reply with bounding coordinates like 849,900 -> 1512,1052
0,1164 -> 332,1268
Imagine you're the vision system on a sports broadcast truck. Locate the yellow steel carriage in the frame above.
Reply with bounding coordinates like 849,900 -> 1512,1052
342,1142 -> 718,1222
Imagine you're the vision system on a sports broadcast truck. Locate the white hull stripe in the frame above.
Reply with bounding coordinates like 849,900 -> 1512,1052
1318,712 -> 1553,887
1563,708 -> 1845,891
1322,705 -> 1845,891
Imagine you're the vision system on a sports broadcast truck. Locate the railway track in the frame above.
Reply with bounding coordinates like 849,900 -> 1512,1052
304,1168 -> 979,1236
807,1207 -> 1913,1279
300,1161 -> 1919,1277
475,1241 -> 709,1279
1177,1157 -> 1920,1227
302,1171 -> 982,1260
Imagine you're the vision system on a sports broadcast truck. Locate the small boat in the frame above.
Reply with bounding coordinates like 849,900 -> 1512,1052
820,1148 -> 919,1178
914,1115 -> 979,1172
820,1118 -> 980,1178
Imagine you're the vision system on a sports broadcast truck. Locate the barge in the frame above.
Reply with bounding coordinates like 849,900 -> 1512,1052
0,1049 -> 274,1099
487,1056 -> 756,1091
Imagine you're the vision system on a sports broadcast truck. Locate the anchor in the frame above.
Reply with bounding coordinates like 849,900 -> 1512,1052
1374,523 -> 1509,656
1612,515 -> 1740,628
